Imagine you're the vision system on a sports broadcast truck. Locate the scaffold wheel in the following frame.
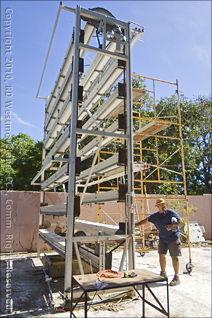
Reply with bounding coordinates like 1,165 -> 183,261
186,262 -> 194,274
139,252 -> 145,257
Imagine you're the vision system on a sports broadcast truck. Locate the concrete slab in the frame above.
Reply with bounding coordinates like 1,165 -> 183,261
0,244 -> 211,318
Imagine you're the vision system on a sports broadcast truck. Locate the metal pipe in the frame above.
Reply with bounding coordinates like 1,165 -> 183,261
77,290 -> 129,308
36,3 -> 62,98
126,21 -> 135,270
133,74 -> 177,86
43,269 -> 54,308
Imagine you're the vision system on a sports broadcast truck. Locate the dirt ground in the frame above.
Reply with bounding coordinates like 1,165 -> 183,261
0,241 -> 211,318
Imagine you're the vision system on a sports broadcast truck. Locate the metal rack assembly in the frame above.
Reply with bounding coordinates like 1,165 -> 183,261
32,3 -> 145,303
32,4 -> 192,308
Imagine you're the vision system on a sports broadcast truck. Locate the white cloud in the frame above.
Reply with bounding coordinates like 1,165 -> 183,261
191,42 -> 211,69
11,112 -> 35,127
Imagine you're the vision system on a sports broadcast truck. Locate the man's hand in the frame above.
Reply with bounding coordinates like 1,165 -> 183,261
165,218 -> 184,231
165,224 -> 173,231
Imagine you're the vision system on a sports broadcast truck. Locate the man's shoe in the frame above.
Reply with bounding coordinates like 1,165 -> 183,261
169,275 -> 180,286
160,271 -> 168,278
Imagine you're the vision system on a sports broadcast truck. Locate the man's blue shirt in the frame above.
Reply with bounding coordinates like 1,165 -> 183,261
148,209 -> 181,241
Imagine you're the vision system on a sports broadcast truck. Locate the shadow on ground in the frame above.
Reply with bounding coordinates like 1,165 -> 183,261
0,256 -> 65,317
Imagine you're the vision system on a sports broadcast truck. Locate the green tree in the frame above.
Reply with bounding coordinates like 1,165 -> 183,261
180,95 -> 211,194
0,133 -> 42,191
133,91 -> 211,195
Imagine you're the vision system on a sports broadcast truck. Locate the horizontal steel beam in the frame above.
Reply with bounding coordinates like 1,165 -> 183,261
76,128 -> 128,139
81,190 -> 119,205
79,43 -> 128,61
75,219 -> 119,235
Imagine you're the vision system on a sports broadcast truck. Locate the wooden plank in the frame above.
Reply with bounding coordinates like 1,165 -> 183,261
73,268 -> 166,292
133,121 -> 171,142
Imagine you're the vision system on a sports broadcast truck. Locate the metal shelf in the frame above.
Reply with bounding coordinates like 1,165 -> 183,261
82,87 -> 146,132
75,219 -> 119,235
78,59 -> 125,121
40,203 -> 66,215
43,59 -> 125,150
45,22 -> 95,115
41,163 -> 69,191
39,229 -> 66,257
77,121 -> 121,161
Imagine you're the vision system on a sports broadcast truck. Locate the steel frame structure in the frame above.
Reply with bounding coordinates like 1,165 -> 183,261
32,3 -> 145,303
33,4 -> 192,307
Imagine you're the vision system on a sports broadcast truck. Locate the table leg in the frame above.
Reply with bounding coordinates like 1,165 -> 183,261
85,291 -> 87,318
142,284 -> 145,318
166,279 -> 170,318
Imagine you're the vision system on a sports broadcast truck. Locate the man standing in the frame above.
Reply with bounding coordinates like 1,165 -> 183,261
135,198 -> 184,286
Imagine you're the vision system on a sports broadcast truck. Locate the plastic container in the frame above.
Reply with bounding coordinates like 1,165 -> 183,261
171,217 -> 178,232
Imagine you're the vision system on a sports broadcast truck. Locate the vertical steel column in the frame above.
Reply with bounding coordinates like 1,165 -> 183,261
99,241 -> 106,271
37,97 -> 49,258
138,112 -> 145,249
126,22 -> 135,270
64,5 -> 81,300
154,80 -> 160,181
176,80 -> 192,264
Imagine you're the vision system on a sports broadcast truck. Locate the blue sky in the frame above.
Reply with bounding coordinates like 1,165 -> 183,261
1,0 -> 211,141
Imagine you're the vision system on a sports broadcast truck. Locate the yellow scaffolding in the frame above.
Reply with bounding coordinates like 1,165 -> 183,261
132,74 -> 192,269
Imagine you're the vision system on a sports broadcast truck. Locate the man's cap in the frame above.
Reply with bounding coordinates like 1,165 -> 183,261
155,198 -> 165,206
